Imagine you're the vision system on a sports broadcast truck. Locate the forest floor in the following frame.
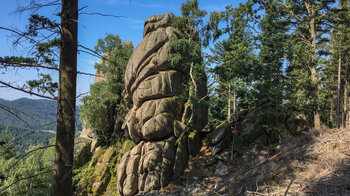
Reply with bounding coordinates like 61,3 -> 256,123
160,128 -> 350,195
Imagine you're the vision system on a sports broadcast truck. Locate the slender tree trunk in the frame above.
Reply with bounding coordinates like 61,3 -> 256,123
227,83 -> 231,122
330,94 -> 334,124
233,89 -> 236,115
343,82 -> 348,128
337,53 -> 342,128
52,0 -> 78,195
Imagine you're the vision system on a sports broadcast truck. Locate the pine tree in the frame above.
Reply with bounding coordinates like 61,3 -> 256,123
279,0 -> 336,129
206,1 -> 257,122
80,34 -> 133,144
330,0 -> 350,128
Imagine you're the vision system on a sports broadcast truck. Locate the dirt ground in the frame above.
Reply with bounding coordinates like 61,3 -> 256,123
160,128 -> 350,196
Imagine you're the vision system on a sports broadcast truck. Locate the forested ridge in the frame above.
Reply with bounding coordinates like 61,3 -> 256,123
0,98 -> 82,130
0,0 -> 349,195
0,124 -> 54,153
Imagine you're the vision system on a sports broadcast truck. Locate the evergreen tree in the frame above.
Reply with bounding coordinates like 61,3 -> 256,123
280,0 -> 336,129
170,0 -> 208,129
329,0 -> 350,127
206,1 -> 257,123
0,139 -> 54,195
80,34 -> 133,144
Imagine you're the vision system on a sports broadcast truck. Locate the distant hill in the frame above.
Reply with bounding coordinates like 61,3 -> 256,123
0,98 -> 82,131
0,123 -> 55,153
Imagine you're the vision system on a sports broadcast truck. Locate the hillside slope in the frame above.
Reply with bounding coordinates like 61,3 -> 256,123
160,128 -> 350,195
0,98 -> 82,130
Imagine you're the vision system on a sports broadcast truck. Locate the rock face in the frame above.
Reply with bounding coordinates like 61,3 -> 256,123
117,13 -> 207,195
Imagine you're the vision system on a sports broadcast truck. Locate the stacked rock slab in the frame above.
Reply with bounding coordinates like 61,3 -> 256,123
117,13 -> 207,195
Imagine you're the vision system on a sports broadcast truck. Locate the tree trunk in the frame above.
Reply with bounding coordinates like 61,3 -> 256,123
343,82 -> 348,128
310,65 -> 321,130
233,89 -> 236,115
52,0 -> 78,195
337,53 -> 342,128
306,2 -> 321,130
330,95 -> 334,124
227,83 -> 231,122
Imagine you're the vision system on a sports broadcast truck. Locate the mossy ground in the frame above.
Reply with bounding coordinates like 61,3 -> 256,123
73,138 -> 135,195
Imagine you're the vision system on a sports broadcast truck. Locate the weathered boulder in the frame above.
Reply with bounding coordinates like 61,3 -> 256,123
117,13 -> 207,195
209,121 -> 232,155
79,126 -> 100,152
286,112 -> 308,134
73,137 -> 92,168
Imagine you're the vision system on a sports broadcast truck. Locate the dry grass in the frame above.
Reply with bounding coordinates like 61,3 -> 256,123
162,128 -> 350,195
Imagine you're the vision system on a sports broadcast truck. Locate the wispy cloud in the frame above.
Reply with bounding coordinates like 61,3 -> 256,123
101,0 -> 172,10
138,3 -> 167,9
102,0 -> 132,6
126,18 -> 144,29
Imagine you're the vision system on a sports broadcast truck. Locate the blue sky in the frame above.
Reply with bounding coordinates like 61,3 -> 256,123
0,0 -> 243,103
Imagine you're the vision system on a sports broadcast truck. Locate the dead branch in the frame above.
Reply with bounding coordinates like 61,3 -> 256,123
14,120 -> 56,144
78,44 -> 104,59
0,61 -> 99,77
76,92 -> 89,98
4,145 -> 55,176
79,12 -> 126,19
1,61 -> 59,71
0,169 -> 53,194
11,0 -> 60,14
0,104 -> 33,129
246,191 -> 270,196
0,81 -> 57,100
0,27 -> 37,44
284,177 -> 295,196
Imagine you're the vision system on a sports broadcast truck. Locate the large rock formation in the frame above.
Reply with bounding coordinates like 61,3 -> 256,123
117,13 -> 207,195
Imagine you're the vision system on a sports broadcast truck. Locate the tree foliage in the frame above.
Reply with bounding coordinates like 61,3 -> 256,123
80,34 -> 133,144
0,136 -> 54,195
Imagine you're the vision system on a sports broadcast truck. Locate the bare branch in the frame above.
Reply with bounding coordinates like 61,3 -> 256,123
78,44 -> 103,58
284,177 -> 295,196
0,104 -> 32,129
79,12 -> 126,19
11,0 -> 60,14
14,126 -> 55,144
0,27 -> 36,44
3,145 -> 55,176
0,61 -> 99,77
0,170 -> 53,193
0,81 -> 57,100
1,62 -> 59,71
77,71 -> 100,77
76,92 -> 89,98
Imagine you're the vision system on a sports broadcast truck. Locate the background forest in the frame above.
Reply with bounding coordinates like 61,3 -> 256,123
0,0 -> 349,195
